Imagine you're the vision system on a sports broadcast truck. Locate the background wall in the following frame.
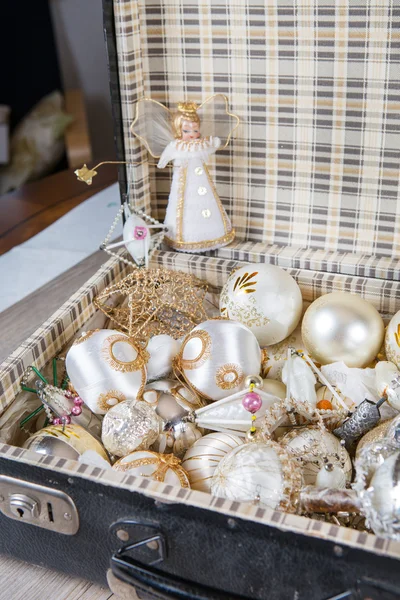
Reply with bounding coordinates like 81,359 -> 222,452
50,0 -> 116,159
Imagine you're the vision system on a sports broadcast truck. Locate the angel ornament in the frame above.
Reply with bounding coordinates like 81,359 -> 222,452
131,95 -> 239,253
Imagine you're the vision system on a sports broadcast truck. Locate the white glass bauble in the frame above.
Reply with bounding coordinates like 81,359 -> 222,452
302,293 -> 384,368
182,432 -> 244,493
211,441 -> 301,511
367,451 -> 400,536
385,310 -> 400,369
66,329 -> 148,414
176,319 -> 261,401
282,354 -> 317,409
113,450 -> 190,488
123,214 -> 150,266
146,335 -> 181,382
220,264 -> 303,346
101,400 -> 161,457
261,323 -> 304,381
281,426 -> 352,487
375,361 -> 400,411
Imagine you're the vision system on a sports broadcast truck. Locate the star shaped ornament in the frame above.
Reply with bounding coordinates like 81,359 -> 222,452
74,164 -> 97,185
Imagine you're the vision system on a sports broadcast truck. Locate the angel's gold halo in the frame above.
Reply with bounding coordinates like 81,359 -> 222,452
129,94 -> 240,158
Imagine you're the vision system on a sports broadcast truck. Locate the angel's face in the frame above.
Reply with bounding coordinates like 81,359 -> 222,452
181,120 -> 201,141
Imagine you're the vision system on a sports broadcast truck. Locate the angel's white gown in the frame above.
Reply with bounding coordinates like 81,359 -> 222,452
158,136 -> 235,253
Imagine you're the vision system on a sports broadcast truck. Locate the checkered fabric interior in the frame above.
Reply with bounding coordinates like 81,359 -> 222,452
114,0 -> 400,260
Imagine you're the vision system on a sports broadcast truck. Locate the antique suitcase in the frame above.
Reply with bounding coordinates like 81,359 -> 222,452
1,1 -> 400,598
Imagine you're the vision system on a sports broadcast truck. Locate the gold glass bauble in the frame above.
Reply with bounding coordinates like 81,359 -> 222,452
355,419 -> 394,461
113,450 -> 190,488
23,424 -> 110,463
301,292 -> 384,368
181,432 -> 244,493
220,264 -> 303,346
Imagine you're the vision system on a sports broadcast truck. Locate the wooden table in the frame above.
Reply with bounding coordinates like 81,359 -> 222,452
0,166 -> 129,599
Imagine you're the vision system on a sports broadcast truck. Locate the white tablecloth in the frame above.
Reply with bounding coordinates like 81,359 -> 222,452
0,183 -> 122,313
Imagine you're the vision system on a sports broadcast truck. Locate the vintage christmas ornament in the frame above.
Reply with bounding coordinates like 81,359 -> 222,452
146,334 -> 182,382
333,398 -> 387,452
355,419 -> 395,461
143,379 -> 202,411
302,292 -> 384,368
282,353 -> 317,410
94,268 -> 208,344
143,382 -> 203,456
260,323 -> 304,381
175,319 -> 262,401
211,441 -> 302,512
375,361 -> 400,412
385,309 -> 400,369
113,450 -> 190,488
281,425 -> 352,487
262,379 -> 286,400
35,381 -> 101,438
101,401 -> 162,457
316,386 -> 352,412
182,432 -> 244,493
66,329 -> 148,414
220,264 -> 303,346
194,375 -> 281,435
23,424 -> 110,463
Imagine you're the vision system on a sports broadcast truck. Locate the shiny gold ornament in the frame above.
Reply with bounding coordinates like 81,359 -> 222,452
113,450 -> 190,488
23,424 -> 110,463
94,268 -> 208,345
302,292 -> 384,368
182,432 -> 244,493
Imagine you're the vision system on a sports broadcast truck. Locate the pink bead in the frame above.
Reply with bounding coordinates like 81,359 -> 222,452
65,391 -> 72,399
73,397 -> 84,406
52,417 -> 61,426
62,415 -> 71,425
71,406 -> 82,416
242,391 -> 262,414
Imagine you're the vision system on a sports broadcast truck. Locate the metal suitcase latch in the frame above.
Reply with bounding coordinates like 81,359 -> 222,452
0,475 -> 79,535
327,577 -> 400,600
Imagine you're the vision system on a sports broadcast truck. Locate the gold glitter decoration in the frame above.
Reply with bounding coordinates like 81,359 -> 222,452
98,390 -> 127,412
113,451 -> 190,488
101,334 -> 149,372
94,268 -> 208,345
74,164 -> 97,185
215,363 -> 244,390
395,324 -> 400,348
72,329 -> 101,346
179,329 -> 212,371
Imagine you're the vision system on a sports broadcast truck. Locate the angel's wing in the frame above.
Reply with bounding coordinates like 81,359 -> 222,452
197,94 -> 240,149
130,98 -> 175,158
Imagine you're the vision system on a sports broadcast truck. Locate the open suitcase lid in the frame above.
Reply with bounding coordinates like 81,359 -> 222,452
104,0 -> 400,280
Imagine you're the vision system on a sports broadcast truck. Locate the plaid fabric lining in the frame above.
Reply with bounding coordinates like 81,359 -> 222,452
113,0 -> 400,259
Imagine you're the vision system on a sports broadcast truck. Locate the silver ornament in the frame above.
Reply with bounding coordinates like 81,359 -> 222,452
23,424 -> 110,462
302,292 -> 384,368
220,264 -> 303,346
101,400 -> 161,457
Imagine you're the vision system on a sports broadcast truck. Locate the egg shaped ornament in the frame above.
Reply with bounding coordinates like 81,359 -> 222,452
375,361 -> 400,412
113,450 -> 190,489
211,441 -> 302,512
385,310 -> 400,369
101,400 -> 162,457
66,329 -> 149,414
146,335 -> 182,382
123,213 -> 150,267
280,425 -> 352,487
302,293 -> 384,368
176,320 -> 262,402
182,432 -> 244,493
23,424 -> 110,463
220,264 -> 303,346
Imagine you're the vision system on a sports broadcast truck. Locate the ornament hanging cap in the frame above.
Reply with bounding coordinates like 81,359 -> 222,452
177,101 -> 199,119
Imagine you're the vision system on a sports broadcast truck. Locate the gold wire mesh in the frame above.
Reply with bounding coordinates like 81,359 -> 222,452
94,268 -> 208,345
